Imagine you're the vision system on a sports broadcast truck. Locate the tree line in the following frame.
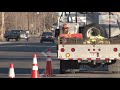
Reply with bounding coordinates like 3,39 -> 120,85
0,12 -> 58,36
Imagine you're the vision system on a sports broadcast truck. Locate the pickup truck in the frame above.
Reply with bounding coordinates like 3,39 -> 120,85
4,30 -> 30,41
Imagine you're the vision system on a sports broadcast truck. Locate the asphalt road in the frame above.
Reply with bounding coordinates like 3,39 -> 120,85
0,37 -> 120,78
0,38 -> 59,78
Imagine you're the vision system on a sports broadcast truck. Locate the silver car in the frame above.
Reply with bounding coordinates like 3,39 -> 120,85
20,30 -> 30,41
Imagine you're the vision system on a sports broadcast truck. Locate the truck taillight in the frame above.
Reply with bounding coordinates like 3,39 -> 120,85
98,48 -> 101,51
71,48 -> 75,52
61,48 -> 65,52
113,48 -> 118,52
93,49 -> 95,51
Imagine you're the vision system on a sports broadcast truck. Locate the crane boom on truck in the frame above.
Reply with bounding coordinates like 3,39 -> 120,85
55,12 -> 120,74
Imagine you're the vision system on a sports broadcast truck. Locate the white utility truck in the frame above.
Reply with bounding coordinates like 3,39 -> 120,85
54,12 -> 120,73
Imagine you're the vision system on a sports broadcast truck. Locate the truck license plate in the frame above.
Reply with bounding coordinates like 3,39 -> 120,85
90,52 -> 99,57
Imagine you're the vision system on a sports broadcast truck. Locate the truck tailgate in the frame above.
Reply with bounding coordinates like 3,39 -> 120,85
58,44 -> 120,60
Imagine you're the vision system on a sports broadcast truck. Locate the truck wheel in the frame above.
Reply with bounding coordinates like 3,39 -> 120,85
82,23 -> 108,39
26,38 -> 29,41
16,37 -> 19,41
52,40 -> 55,43
6,38 -> 9,41
108,60 -> 120,73
40,40 -> 43,43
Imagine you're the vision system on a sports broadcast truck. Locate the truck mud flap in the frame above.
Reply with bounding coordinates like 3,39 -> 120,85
60,60 -> 79,74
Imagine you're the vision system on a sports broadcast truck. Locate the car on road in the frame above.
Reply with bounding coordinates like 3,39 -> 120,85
40,32 -> 55,43
4,30 -> 30,41
20,30 -> 30,41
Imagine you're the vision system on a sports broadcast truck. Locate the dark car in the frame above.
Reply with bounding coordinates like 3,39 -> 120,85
40,32 -> 55,43
4,30 -> 30,41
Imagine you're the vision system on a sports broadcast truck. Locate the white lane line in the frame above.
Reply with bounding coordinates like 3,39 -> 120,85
41,52 -> 47,57
0,42 -> 14,44
0,56 -> 58,59
0,45 -> 56,47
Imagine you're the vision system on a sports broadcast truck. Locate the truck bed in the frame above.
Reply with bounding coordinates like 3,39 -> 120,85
59,37 -> 120,44
58,37 -> 120,60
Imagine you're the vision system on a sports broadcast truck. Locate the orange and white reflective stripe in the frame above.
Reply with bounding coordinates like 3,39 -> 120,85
47,57 -> 52,61
33,58 -> 37,64
32,66 -> 38,70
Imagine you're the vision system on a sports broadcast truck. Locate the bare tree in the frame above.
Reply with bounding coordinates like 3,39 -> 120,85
0,12 -> 58,40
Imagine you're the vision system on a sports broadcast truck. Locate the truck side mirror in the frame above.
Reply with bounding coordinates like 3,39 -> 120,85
55,29 -> 60,38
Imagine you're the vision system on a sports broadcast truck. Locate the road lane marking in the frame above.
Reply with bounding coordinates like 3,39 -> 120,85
0,45 -> 56,47
0,42 -> 15,44
41,52 -> 47,57
0,56 -> 57,58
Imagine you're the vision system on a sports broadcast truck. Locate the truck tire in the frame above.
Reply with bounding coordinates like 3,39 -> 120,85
82,23 -> 108,39
40,40 -> 43,43
26,38 -> 29,41
16,37 -> 19,41
6,38 -> 9,41
108,60 -> 120,73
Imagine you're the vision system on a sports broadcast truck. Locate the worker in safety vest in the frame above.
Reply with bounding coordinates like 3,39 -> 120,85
63,24 -> 69,34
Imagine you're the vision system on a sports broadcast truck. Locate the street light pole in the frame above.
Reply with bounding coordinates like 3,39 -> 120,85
43,13 -> 45,32
35,12 -> 39,34
16,12 -> 17,29
109,12 -> 111,38
27,12 -> 29,31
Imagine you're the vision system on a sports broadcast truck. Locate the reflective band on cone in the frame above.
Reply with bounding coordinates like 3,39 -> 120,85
32,66 -> 38,70
47,57 -> 52,61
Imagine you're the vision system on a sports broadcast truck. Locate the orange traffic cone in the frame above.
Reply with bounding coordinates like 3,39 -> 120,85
31,54 -> 40,78
8,63 -> 15,78
45,48 -> 53,77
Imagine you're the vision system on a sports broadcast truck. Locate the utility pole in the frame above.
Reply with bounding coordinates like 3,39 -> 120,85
43,13 -> 45,32
27,12 -> 29,31
109,12 -> 111,38
75,12 -> 78,23
1,12 -> 5,41
16,12 -> 17,29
